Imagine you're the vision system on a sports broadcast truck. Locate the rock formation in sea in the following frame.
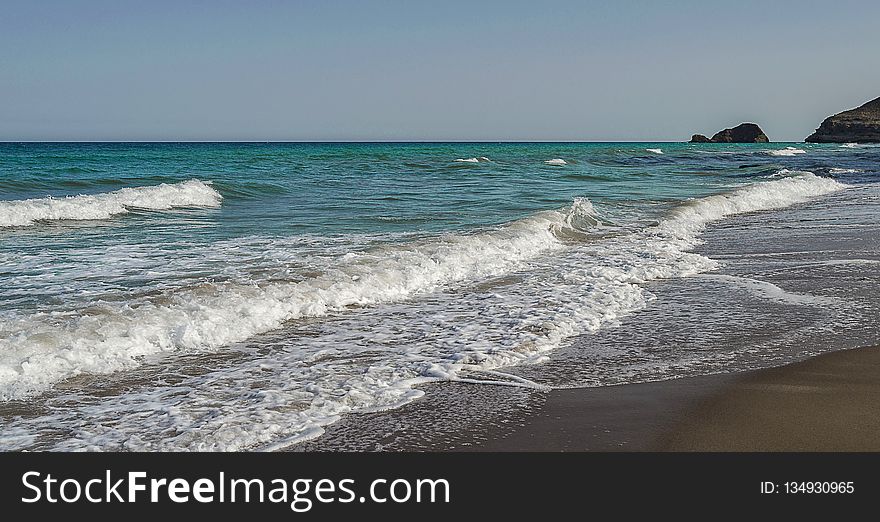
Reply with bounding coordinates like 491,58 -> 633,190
805,96 -> 880,143
689,123 -> 769,143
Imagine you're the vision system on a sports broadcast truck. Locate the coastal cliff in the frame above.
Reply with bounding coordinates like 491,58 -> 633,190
690,123 -> 769,143
805,96 -> 880,143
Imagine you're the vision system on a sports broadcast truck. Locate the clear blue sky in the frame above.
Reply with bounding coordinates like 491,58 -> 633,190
2,0 -> 878,141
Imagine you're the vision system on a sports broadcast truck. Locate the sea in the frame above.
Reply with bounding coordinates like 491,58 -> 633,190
0,142 -> 877,451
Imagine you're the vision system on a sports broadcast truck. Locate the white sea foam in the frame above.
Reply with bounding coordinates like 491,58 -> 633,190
841,143 -> 860,148
454,157 -> 487,163
646,148 -> 663,154
767,146 -> 806,156
544,158 -> 568,165
0,198 -> 600,400
656,172 -> 842,240
0,172 -> 847,450
0,180 -> 222,227
766,168 -> 810,178
699,274 -> 839,307
829,168 -> 863,174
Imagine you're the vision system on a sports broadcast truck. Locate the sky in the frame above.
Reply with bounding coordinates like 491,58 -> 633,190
1,0 -> 879,141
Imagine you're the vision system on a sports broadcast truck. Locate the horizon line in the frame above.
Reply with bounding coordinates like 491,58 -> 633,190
0,139 -> 808,144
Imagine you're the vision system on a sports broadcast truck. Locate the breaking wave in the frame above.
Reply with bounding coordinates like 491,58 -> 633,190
0,180 -> 222,227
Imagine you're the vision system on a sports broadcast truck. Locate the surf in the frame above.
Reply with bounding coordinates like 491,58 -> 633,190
0,180 -> 222,227
766,146 -> 806,156
0,172 -> 846,400
0,197 -> 603,400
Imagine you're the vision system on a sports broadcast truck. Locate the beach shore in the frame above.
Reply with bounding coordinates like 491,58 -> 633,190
291,183 -> 880,453
476,345 -> 880,451
294,345 -> 880,452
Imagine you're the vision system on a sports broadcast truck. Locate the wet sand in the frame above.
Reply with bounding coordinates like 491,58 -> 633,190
478,346 -> 880,451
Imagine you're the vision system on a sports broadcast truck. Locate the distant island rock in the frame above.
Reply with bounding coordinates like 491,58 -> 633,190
805,96 -> 880,143
689,123 -> 769,143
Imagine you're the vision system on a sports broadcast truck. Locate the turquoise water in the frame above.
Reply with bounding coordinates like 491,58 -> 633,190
0,142 -> 875,450
0,142 -> 822,234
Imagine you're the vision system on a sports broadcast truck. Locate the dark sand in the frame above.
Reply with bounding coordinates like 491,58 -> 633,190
479,346 -> 880,451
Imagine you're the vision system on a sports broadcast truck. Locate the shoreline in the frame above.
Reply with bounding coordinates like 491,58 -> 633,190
291,184 -> 880,453
294,345 -> 880,452
475,345 -> 880,452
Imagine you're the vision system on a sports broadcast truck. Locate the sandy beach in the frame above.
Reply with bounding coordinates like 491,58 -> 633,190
476,345 -> 880,451
659,345 -> 880,451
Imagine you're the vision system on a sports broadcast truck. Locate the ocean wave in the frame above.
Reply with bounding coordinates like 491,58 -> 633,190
646,148 -> 663,154
0,173 -> 844,403
0,180 -> 222,227
544,158 -> 568,165
454,157 -> 489,163
765,168 -> 812,178
0,173 -> 848,450
828,168 -> 863,174
659,172 -> 842,239
767,147 -> 806,156
0,197 -> 602,400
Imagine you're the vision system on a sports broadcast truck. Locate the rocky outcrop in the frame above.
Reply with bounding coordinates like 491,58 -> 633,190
689,123 -> 769,143
805,96 -> 880,143
711,123 -> 769,143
